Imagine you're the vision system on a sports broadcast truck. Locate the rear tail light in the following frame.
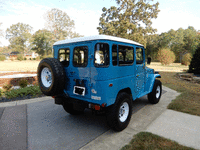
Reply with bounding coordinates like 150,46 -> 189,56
101,103 -> 107,107
109,83 -> 113,87
95,105 -> 100,110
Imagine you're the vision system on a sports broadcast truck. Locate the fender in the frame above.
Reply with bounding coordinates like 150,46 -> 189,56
147,74 -> 161,94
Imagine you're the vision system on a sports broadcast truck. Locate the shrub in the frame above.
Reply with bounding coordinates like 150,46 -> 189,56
157,48 -> 175,65
40,54 -> 53,60
17,54 -> 23,61
36,56 -> 40,61
24,57 -> 27,60
4,85 -> 42,99
19,79 -> 28,88
189,47 -> 200,74
0,88 -> 3,97
182,53 -> 192,66
29,58 -> 31,60
3,84 -> 12,92
0,55 -> 6,61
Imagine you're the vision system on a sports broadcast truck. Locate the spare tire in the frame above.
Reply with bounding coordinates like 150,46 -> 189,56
37,58 -> 65,96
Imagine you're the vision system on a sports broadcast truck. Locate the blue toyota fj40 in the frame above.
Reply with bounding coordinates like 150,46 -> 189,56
37,35 -> 162,131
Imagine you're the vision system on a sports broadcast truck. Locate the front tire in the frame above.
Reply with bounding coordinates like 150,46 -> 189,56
148,79 -> 162,104
106,92 -> 132,131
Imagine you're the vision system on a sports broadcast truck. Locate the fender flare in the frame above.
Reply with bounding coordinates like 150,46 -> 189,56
148,74 -> 161,93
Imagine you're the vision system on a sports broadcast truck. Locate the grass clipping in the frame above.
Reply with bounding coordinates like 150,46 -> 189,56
121,132 -> 194,150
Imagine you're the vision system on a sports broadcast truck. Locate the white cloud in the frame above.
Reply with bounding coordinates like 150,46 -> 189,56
65,7 -> 101,36
0,1 -> 50,46
152,8 -> 200,34
2,2 -> 49,32
0,2 -> 102,46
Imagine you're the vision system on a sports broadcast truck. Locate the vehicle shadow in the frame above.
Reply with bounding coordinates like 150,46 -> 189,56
28,90 -> 167,150
132,89 -> 167,113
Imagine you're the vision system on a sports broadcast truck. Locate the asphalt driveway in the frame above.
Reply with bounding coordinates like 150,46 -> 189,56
0,94 -> 154,150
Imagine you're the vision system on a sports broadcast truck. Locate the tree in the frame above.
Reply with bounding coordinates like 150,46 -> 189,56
6,23 -> 32,53
189,47 -> 200,74
97,0 -> 160,46
145,34 -> 159,61
145,26 -> 200,62
183,26 -> 199,55
0,46 -> 10,54
0,23 -> 3,36
0,23 -> 3,45
44,8 -> 82,41
31,29 -> 53,56
169,28 -> 185,62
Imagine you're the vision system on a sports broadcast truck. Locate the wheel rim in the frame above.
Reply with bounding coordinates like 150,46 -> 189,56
156,86 -> 161,99
41,67 -> 52,88
119,102 -> 129,122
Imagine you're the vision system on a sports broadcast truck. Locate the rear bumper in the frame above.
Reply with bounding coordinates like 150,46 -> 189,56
54,96 -> 107,111
55,96 -> 88,107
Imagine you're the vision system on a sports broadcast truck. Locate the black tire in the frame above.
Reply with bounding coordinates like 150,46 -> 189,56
62,101 -> 84,115
148,79 -> 162,104
37,58 -> 65,96
106,92 -> 132,131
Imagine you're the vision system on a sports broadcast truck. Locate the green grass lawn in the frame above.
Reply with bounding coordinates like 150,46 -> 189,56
121,71 -> 199,150
159,72 -> 200,116
121,132 -> 195,150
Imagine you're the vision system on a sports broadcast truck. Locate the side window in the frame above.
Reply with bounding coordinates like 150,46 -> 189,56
94,43 -> 109,67
73,46 -> 88,67
112,44 -> 117,66
58,48 -> 70,67
136,47 -> 144,64
118,45 -> 134,65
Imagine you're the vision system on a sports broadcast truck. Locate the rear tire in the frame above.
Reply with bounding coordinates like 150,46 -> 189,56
148,79 -> 162,104
106,92 -> 132,131
37,58 -> 65,96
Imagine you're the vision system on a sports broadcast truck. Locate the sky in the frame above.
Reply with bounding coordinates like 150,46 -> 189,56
0,0 -> 200,47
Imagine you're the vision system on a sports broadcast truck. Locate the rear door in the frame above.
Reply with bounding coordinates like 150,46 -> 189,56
68,43 -> 91,99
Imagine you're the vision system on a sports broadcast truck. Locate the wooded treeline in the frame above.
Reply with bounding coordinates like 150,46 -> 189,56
1,0 -> 200,63
146,26 -> 200,62
0,8 -> 82,56
97,0 -> 200,63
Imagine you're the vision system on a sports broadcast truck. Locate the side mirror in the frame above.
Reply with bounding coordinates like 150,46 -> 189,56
147,57 -> 151,65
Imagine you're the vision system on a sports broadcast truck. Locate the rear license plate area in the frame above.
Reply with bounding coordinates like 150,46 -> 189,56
73,86 -> 85,96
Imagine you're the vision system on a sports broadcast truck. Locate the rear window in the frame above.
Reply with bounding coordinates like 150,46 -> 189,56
73,46 -> 88,67
58,48 -> 70,67
94,43 -> 109,67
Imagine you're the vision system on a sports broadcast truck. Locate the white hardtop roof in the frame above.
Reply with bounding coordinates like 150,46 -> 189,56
53,35 -> 143,46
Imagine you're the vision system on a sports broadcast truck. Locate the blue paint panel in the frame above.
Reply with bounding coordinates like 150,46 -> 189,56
53,39 -> 161,107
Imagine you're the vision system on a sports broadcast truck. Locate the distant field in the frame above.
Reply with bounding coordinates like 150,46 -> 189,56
0,60 -> 189,72
147,62 -> 189,72
0,60 -> 40,72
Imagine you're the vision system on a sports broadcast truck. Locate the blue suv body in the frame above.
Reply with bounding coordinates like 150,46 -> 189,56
37,35 -> 162,131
